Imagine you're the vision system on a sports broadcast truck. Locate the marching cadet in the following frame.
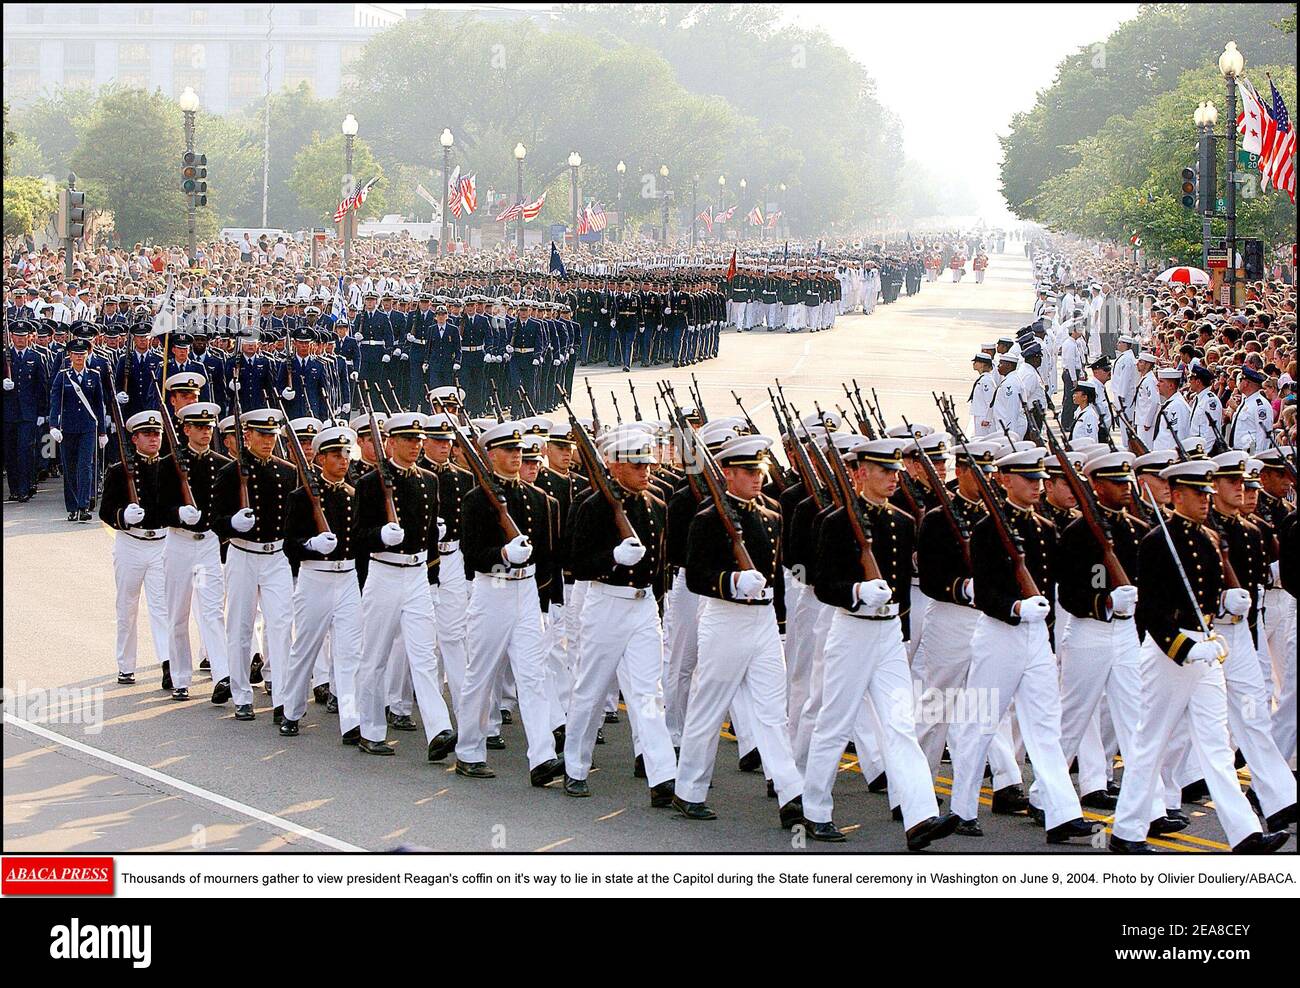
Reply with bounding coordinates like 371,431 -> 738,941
352,412 -> 456,760
4,321 -> 51,502
279,425 -> 363,741
99,409 -> 172,687
803,435 -> 959,849
562,433 -> 676,803
210,407 -> 298,720
158,402 -> 229,701
1150,368 -> 1190,451
113,324 -> 163,418
278,326 -> 331,420
47,336 -> 108,521
947,446 -> 1095,843
1186,362 -> 1223,450
1109,459 -> 1289,853
163,371 -> 205,421
454,421 -> 565,785
1254,446 -> 1296,762
676,434 -> 804,828
1229,366 -> 1273,454
1205,451 -> 1296,830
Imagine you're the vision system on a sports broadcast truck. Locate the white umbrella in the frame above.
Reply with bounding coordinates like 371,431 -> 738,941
1155,265 -> 1210,285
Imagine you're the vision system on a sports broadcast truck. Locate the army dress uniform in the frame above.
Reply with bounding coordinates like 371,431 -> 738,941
47,340 -> 108,516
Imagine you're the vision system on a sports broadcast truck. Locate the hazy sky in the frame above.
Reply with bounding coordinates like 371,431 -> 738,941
424,3 -> 1141,220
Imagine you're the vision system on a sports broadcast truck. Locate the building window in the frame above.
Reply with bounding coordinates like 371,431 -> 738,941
6,68 -> 41,96
229,43 -> 261,71
119,71 -> 151,89
191,8 -> 208,26
283,72 -> 315,92
6,43 -> 40,67
80,7 -> 98,23
136,9 -> 153,25
340,43 -> 363,87
173,43 -> 206,71
27,6 -> 45,24
64,41 -> 95,70
284,43 -> 316,69
229,71 -> 262,106
118,43 -> 150,68
174,73 -> 203,101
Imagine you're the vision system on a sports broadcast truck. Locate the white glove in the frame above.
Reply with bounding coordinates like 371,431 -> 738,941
406,333 -> 419,343
306,532 -> 338,554
1221,588 -> 1251,617
506,345 -> 514,355
123,503 -> 146,526
400,353 -> 410,361
48,427 -> 63,443
732,569 -> 767,600
1016,595 -> 1051,623
503,534 -> 533,565
452,363 -> 461,371
553,359 -> 561,366
532,358 -> 541,366
960,578 -> 974,603
281,388 -> 296,401
381,354 -> 391,363
2,378 -> 13,391
231,508 -> 256,533
1186,638 -> 1227,665
178,504 -> 201,526
1270,560 -> 1281,585
854,579 -> 893,609
1109,585 -> 1138,617
116,391 -> 129,404
36,416 -> 45,426
613,537 -> 646,567
437,517 -> 447,541
98,434 -> 109,449
380,522 -> 405,547
393,348 -> 403,359
341,403 -> 351,414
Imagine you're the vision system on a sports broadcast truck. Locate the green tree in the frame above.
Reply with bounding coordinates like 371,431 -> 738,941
3,175 -> 58,237
289,134 -> 387,227
13,87 -> 99,177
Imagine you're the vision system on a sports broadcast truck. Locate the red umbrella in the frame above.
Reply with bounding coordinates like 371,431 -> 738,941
1155,266 -> 1210,285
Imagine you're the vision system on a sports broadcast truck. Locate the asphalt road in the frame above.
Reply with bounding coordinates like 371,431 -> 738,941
1,248 -> 1248,854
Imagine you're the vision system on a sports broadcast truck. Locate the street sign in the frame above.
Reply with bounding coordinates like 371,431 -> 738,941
1237,149 -> 1259,170
1215,196 -> 1226,212
1206,249 -> 1229,270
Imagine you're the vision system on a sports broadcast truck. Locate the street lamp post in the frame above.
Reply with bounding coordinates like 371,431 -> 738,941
616,160 -> 626,243
514,142 -> 527,254
439,128 -> 454,254
1193,102 -> 1218,270
568,151 -> 582,250
1219,41 -> 1244,306
691,174 -> 699,248
739,177 -> 747,236
340,113 -> 358,271
717,174 -> 725,241
659,165 -> 670,243
180,87 -> 200,267
779,182 -> 787,240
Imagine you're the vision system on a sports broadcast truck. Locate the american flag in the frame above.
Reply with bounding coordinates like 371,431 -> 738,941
697,205 -> 714,233
334,176 -> 378,223
766,210 -> 782,229
447,166 -> 463,218
714,205 -> 737,223
1262,78 -> 1295,202
495,200 -> 523,223
576,205 -> 590,236
747,205 -> 764,226
458,173 -> 478,214
586,202 -> 607,232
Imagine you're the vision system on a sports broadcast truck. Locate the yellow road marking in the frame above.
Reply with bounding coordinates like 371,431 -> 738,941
535,837 -> 575,852
596,808 -> 626,822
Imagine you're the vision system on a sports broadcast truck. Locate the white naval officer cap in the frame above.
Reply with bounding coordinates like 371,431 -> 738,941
240,408 -> 285,434
1178,435 -> 1208,458
177,402 -> 220,427
996,446 -> 1050,479
856,437 -> 909,470
954,439 -> 1001,472
423,413 -> 457,440
885,422 -> 934,440
802,409 -> 840,432
349,411 -> 388,434
515,416 -> 553,438
312,426 -> 357,456
428,385 -> 466,406
1159,459 -> 1216,491
479,420 -> 525,450
1244,459 -> 1264,489
520,434 -> 546,460
1132,449 -> 1177,473
605,433 -> 657,464
716,434 -> 774,469
1082,450 -> 1135,481
164,370 -> 207,393
290,416 -> 324,439
1210,449 -> 1250,476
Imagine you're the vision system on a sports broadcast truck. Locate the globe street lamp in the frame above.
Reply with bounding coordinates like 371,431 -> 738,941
341,113 -> 359,270
659,165 -> 670,243
617,160 -> 626,242
514,142 -> 527,253
717,174 -> 726,240
779,182 -> 787,239
439,128 -> 454,254
568,151 -> 582,249
691,174 -> 699,248
179,87 -> 201,266
1219,41 -> 1244,305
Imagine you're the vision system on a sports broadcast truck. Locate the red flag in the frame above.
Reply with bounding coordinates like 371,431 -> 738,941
726,249 -> 737,282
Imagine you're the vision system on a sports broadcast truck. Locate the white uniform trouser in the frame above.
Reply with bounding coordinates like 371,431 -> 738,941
1263,587 -> 1297,763
948,615 -> 1082,828
913,600 -> 1020,788
906,582 -> 931,664
542,581 -> 573,726
1220,620 -> 1296,817
1029,614 -> 1141,806
223,546 -> 291,707
356,560 -> 452,745
1111,633 -> 1262,846
456,575 -> 559,769
803,613 -> 939,828
675,598 -> 802,806
787,304 -> 805,331
436,548 -> 470,721
113,532 -> 169,676
565,584 -> 676,786
663,569 -> 700,746
163,530 -> 226,689
784,576 -> 816,742
282,566 -> 362,734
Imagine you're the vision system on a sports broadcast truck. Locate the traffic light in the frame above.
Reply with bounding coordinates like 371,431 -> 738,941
1197,133 -> 1216,214
182,151 -> 208,207
1242,238 -> 1265,280
57,188 -> 86,240
1180,166 -> 1197,209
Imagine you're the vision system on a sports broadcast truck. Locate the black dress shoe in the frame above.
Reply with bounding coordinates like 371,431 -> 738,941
891,805 -> 903,822
650,780 -> 675,807
263,679 -> 272,697
1245,787 -> 1262,814
199,657 -> 210,671
234,704 -> 256,721
778,796 -> 804,830
1046,817 -> 1098,844
78,509 -> 92,521
273,705 -> 284,725
530,757 -> 565,787
211,677 -> 231,704
633,754 -> 646,779
387,713 -> 417,732
1181,779 -> 1210,803
1026,804 -> 1047,827
500,709 -> 513,725
68,511 -> 77,522
171,687 -> 190,701
160,661 -> 172,691
564,775 -> 591,797
844,740 -> 857,755
117,672 -> 136,685
955,817 -> 984,837
1234,748 -> 1247,769
867,771 -> 889,793
249,653 -> 264,684
595,727 -> 605,745
552,725 -> 566,752
326,693 -> 339,714
1109,835 -> 1155,853
456,760 -> 496,779
604,710 -> 620,724
766,779 -> 776,798
805,820 -> 846,842
486,735 -> 506,750
737,748 -> 762,773
313,684 -> 331,705
672,796 -> 717,820
358,738 -> 395,755
1232,831 -> 1290,853
1106,779 -> 1121,796
991,784 -> 1029,814
1164,808 -> 1190,826
1080,789 -> 1118,810
906,813 -> 961,851
1148,814 -> 1189,837
279,719 -> 299,737
427,730 -> 456,762
341,727 -> 361,745
1265,803 -> 1296,831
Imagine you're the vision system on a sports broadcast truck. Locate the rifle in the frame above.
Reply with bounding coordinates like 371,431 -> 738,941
841,383 -> 871,437
585,376 -> 601,435
357,378 -> 398,525
901,413 -> 971,572
629,381 -> 643,422
813,403 -> 882,582
1262,427 -> 1298,482
489,379 -> 505,422
610,392 -> 623,425
867,387 -> 888,433
152,381 -> 195,509
108,370 -> 140,506
433,396 -> 521,542
867,391 -> 923,521
557,387 -> 637,542
690,372 -> 708,424
385,381 -> 404,415
1202,407 -> 1230,456
1162,409 -> 1243,591
657,382 -> 704,502
227,360 -> 250,510
517,386 -> 538,418
788,400 -> 837,502
662,381 -> 754,571
850,379 -> 876,437
276,394 -> 330,534
770,387 -> 824,509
